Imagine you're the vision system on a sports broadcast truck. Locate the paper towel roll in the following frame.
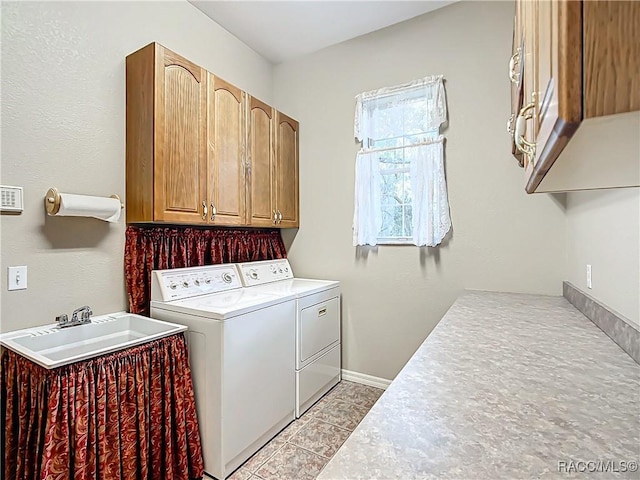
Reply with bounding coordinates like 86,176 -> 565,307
53,192 -> 121,222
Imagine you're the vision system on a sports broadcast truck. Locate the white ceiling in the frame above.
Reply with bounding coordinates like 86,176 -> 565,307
189,1 -> 456,64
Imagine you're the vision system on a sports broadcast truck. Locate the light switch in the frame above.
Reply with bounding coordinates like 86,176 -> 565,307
8,266 -> 27,291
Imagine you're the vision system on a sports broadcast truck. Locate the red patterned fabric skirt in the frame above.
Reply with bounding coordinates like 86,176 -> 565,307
1,334 -> 204,480
124,226 -> 287,315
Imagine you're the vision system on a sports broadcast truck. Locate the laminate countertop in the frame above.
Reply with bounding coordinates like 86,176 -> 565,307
318,291 -> 640,479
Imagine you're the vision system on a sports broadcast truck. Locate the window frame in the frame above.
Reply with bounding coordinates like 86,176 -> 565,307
352,74 -> 448,248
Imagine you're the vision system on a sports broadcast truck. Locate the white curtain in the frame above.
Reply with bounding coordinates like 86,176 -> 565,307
352,75 -> 451,247
354,75 -> 447,144
352,151 -> 382,246
408,138 -> 451,246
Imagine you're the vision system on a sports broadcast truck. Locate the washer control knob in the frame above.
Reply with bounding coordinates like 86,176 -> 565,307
285,267 -> 289,272
182,281 -> 189,288
278,268 -> 283,273
204,277 -> 211,284
249,270 -> 258,280
169,283 -> 177,290
222,272 -> 233,284
194,279 -> 201,286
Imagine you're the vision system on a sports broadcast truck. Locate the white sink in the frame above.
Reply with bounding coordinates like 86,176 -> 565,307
0,312 -> 187,369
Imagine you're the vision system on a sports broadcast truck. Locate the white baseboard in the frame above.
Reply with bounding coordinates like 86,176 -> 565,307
341,369 -> 392,390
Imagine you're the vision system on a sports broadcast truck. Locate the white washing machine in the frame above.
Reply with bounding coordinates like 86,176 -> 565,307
236,259 -> 341,417
150,264 -> 296,480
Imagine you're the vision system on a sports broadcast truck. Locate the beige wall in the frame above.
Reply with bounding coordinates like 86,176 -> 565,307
274,1 -> 567,380
0,1 -> 273,332
8,0 -> 632,382
566,189 -> 640,326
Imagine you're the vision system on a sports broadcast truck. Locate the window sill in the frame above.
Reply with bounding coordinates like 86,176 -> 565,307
376,239 -> 415,246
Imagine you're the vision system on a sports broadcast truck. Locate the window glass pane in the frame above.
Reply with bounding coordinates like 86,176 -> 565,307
403,204 -> 413,236
379,164 -> 412,239
380,205 -> 407,238
370,137 -> 398,150
403,171 -> 412,203
380,171 -> 403,204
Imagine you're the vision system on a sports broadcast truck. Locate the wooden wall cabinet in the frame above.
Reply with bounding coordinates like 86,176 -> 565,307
126,43 -> 299,228
247,97 -> 276,227
274,111 -> 299,228
247,97 -> 299,228
126,43 -> 208,224
208,74 -> 247,225
510,0 -> 639,193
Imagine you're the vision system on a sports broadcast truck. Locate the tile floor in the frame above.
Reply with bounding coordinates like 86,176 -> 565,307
228,380 -> 384,480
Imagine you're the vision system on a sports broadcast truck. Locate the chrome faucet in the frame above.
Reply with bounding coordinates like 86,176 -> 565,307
56,306 -> 93,328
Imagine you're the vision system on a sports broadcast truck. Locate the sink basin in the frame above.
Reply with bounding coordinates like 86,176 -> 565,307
0,312 -> 187,369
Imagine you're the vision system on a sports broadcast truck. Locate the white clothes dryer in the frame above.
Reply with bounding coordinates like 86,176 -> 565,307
236,259 -> 341,417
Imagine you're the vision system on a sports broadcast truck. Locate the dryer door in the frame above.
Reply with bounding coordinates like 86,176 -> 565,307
299,296 -> 340,368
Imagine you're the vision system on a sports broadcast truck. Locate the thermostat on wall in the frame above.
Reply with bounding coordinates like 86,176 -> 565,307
0,185 -> 24,212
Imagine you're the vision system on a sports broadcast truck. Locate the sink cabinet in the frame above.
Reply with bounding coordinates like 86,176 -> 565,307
126,42 -> 299,227
1,333 -> 204,480
510,0 -> 640,193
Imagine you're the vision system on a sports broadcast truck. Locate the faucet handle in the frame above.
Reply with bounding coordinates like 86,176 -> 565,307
82,307 -> 93,321
71,305 -> 93,322
56,314 -> 69,326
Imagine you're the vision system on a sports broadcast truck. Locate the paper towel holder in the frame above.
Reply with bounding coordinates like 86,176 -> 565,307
44,187 -> 124,216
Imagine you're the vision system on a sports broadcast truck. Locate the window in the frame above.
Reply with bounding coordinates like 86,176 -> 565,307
353,76 -> 451,246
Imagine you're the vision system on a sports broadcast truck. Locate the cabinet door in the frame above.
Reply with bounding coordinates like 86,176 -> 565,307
154,46 -> 208,223
247,97 -> 276,227
524,0 -> 581,192
208,75 -> 246,225
275,111 -> 299,228
519,0 -> 538,172
509,13 -> 524,166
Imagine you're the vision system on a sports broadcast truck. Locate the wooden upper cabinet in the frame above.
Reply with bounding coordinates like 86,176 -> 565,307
246,98 -> 300,228
582,1 -> 640,118
208,74 -> 246,225
522,0 -> 582,189
126,43 -> 207,223
275,112 -> 299,228
127,43 -> 300,227
157,47 -> 208,223
509,13 -> 524,166
247,96 -> 276,227
512,0 -> 639,193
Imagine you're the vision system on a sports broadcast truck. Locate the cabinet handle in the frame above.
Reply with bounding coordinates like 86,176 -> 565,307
515,101 -> 536,165
273,210 -> 278,224
318,307 -> 327,317
202,201 -> 208,220
509,48 -> 521,84
210,202 -> 217,221
507,113 -> 515,137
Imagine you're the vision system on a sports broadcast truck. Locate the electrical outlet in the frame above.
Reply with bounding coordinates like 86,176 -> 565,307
8,266 -> 27,291
586,264 -> 592,289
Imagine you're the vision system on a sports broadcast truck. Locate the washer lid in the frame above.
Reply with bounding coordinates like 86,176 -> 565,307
151,289 -> 295,320
245,278 -> 340,297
